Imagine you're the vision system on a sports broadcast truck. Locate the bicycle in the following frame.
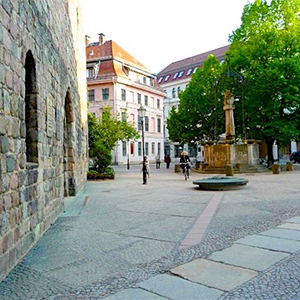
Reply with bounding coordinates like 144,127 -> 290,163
181,162 -> 190,181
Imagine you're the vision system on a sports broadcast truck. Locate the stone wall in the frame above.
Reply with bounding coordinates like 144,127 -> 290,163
0,0 -> 88,281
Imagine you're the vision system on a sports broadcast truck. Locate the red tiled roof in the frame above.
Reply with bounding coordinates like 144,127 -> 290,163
157,45 -> 229,84
86,40 -> 149,73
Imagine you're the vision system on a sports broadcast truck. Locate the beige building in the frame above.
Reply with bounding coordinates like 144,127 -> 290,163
86,35 -> 165,164
158,46 -> 229,159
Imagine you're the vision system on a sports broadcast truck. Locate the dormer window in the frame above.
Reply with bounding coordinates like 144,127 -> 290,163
178,71 -> 184,78
187,69 -> 192,76
173,73 -> 178,79
193,67 -> 198,73
164,75 -> 170,81
158,77 -> 163,83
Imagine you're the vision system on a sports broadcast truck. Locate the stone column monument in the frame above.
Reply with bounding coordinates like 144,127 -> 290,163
223,90 -> 235,143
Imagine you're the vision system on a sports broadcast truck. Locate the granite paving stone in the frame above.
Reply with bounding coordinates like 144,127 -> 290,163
287,216 -> 300,224
236,234 -> 300,253
138,274 -> 223,300
209,244 -> 289,271
103,288 -> 169,300
279,222 -> 300,231
259,228 -> 300,241
171,259 -> 257,292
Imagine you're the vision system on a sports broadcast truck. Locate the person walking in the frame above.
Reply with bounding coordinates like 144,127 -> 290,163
165,154 -> 171,169
143,156 -> 150,178
155,154 -> 161,169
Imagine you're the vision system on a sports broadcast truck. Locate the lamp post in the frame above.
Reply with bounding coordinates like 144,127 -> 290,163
138,105 -> 147,184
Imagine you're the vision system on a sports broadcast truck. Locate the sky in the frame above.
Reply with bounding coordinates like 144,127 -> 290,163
82,0 -> 253,74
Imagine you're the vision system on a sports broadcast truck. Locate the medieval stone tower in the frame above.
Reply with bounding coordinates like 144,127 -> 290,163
0,0 -> 88,280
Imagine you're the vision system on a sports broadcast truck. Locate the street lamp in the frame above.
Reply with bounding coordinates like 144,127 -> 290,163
138,105 -> 147,184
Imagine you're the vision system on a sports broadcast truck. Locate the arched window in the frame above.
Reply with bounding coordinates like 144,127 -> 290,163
25,50 -> 38,163
64,89 -> 76,196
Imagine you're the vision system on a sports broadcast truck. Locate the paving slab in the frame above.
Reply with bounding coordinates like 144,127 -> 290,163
286,216 -> 300,224
235,234 -> 300,253
171,259 -> 257,292
259,228 -> 300,241
138,274 -> 222,300
209,244 -> 289,271
104,288 -> 168,300
278,223 -> 300,231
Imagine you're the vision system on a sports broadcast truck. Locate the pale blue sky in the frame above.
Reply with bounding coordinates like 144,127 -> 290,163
82,0 -> 253,73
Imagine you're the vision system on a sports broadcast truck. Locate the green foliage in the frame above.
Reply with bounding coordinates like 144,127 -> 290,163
87,167 -> 115,180
167,55 -> 225,144
227,0 -> 300,147
88,108 -> 139,173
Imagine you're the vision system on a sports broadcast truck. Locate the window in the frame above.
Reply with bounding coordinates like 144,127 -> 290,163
157,118 -> 161,133
121,88 -> 126,100
187,69 -> 192,76
173,72 -> 178,79
177,86 -> 181,94
122,141 -> 126,156
137,93 -> 141,104
164,75 -> 170,81
158,142 -> 161,155
88,89 -> 95,101
145,142 -> 149,156
25,50 -> 38,163
138,142 -> 142,156
130,142 -> 134,155
87,68 -> 95,78
150,78 -> 154,86
145,116 -> 149,131
151,142 -> 155,155
157,99 -> 160,109
144,95 -> 148,106
143,77 -> 147,84
102,88 -> 109,100
172,88 -> 176,98
178,71 -> 184,78
121,112 -> 127,122
138,116 -> 142,130
193,67 -> 198,73
158,77 -> 163,83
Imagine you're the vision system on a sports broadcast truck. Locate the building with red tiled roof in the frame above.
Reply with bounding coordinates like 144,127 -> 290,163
86,34 -> 166,165
157,45 -> 229,159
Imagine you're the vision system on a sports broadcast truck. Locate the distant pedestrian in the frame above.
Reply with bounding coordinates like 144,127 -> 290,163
165,154 -> 171,169
141,156 -> 150,178
155,154 -> 161,169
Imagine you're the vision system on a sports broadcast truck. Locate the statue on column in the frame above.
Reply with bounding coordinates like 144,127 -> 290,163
223,90 -> 235,143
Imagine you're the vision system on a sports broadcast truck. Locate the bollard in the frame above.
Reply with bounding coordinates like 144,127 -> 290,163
174,164 -> 181,173
286,161 -> 293,171
272,163 -> 280,174
226,164 -> 234,176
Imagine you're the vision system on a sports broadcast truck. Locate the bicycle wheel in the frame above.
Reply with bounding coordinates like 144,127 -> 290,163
184,168 -> 188,181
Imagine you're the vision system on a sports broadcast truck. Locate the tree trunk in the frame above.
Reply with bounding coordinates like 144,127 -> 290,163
266,139 -> 275,167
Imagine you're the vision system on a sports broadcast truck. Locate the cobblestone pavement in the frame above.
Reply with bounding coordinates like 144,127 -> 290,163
0,166 -> 300,299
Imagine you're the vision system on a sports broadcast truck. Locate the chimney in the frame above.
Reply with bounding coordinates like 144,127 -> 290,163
85,35 -> 90,46
98,33 -> 105,45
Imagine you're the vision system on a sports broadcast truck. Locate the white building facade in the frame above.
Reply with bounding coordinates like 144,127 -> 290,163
86,35 -> 165,164
157,46 -> 229,160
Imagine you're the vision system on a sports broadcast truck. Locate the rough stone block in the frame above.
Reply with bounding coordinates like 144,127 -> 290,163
0,136 -> 10,153
6,154 -> 15,172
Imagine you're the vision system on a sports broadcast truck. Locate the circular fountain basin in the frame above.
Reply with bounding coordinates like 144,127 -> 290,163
193,176 -> 248,190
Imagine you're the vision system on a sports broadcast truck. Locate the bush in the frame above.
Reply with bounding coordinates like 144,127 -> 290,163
87,167 -> 115,180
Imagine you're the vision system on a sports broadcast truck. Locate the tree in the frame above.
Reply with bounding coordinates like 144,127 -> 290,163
88,108 -> 139,173
227,0 -> 300,163
167,55 -> 226,145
